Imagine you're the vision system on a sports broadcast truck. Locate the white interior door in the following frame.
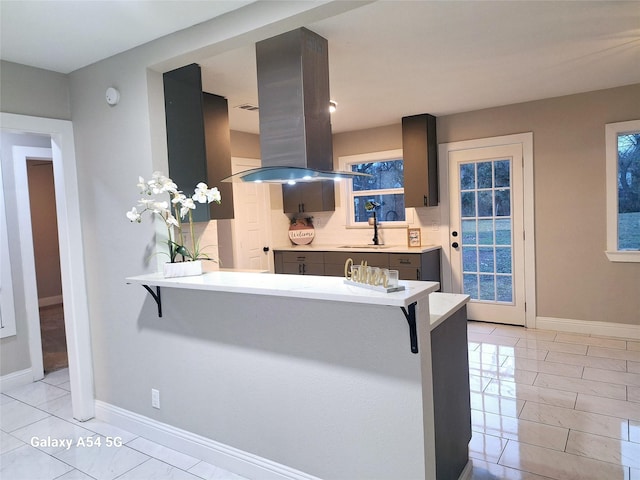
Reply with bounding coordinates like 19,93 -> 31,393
449,144 -> 526,325
232,158 -> 271,271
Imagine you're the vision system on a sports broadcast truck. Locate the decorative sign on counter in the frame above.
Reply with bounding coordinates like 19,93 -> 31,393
407,227 -> 421,247
343,258 -> 405,293
289,217 -> 315,245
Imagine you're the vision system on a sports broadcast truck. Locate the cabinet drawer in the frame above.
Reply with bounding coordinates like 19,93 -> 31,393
337,252 -> 389,268
397,266 -> 422,281
280,251 -> 324,264
389,254 -> 421,268
323,252 -> 353,265
282,262 -> 325,275
324,263 -> 348,277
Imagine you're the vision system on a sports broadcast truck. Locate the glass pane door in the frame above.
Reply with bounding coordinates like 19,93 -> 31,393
460,159 -> 513,303
449,143 -> 525,325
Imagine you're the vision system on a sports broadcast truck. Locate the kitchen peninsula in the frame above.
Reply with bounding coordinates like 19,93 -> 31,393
126,271 -> 469,479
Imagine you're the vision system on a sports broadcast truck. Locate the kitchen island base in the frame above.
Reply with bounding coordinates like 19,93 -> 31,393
126,272 -> 469,479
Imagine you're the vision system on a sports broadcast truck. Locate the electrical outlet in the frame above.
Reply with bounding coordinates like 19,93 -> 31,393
431,222 -> 439,231
151,389 -> 160,409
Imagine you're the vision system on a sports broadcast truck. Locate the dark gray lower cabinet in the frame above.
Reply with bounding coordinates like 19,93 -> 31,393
431,306 -> 471,479
274,251 -> 324,275
275,249 -> 441,284
389,252 -> 440,282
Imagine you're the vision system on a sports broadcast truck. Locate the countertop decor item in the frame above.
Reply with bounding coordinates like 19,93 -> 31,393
288,216 -> 315,245
126,171 -> 221,276
408,227 -> 421,247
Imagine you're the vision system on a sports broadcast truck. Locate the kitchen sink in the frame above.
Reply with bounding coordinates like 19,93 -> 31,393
338,245 -> 391,249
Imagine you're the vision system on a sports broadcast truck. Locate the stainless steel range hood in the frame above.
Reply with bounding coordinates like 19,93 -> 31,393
223,27 -> 369,184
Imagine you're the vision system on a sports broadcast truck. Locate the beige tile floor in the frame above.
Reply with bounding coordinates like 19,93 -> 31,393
1,321 -> 638,479
467,321 -> 640,480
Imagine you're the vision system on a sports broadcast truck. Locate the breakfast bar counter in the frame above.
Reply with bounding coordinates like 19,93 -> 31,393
126,272 -> 469,479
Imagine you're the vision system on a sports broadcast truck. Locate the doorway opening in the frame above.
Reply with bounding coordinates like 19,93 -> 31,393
438,132 -> 536,328
27,158 -> 67,373
1,113 -> 94,421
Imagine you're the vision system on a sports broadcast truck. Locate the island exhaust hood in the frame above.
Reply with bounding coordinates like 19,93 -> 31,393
223,28 -> 369,184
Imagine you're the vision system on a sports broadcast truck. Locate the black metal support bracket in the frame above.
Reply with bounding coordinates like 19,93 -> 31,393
142,285 -> 162,317
400,301 -> 418,354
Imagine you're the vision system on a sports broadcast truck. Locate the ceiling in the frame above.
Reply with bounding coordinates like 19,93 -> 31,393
2,1 -> 639,134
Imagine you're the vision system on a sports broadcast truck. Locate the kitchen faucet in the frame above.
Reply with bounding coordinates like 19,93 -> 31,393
365,200 -> 381,245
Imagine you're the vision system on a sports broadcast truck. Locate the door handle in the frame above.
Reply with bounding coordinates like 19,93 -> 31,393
452,242 -> 459,248
263,246 -> 270,252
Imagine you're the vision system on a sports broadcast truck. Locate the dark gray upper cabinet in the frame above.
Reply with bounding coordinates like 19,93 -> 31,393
282,182 -> 335,214
402,113 -> 438,207
163,64 -> 234,221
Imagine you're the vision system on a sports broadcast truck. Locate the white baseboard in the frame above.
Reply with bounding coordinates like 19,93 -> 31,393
536,316 -> 640,340
0,368 -> 33,392
39,295 -> 63,307
94,400 -> 320,480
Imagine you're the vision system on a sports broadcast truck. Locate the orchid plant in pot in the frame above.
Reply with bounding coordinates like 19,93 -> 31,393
126,171 -> 221,277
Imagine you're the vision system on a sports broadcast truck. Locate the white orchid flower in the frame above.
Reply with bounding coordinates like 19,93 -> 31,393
192,182 -> 210,203
152,201 -> 169,214
163,181 -> 178,193
151,171 -> 166,182
128,172 -> 222,262
208,187 -> 221,203
180,198 -> 196,218
149,181 -> 163,195
126,207 -> 141,223
166,214 -> 179,228
137,176 -> 147,193
171,193 -> 186,205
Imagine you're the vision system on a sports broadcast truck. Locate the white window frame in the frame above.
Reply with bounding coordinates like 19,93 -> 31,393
339,149 -> 412,228
605,119 -> 640,263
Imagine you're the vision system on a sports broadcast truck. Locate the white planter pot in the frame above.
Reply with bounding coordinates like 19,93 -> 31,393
163,260 -> 203,278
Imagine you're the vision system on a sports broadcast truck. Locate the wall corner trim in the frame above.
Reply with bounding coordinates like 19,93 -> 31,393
536,316 -> 640,340
0,368 -> 33,393
94,400 -> 321,480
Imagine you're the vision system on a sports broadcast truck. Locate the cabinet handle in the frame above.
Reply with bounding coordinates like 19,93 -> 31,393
423,195 -> 428,206
399,259 -> 411,265
298,264 -> 303,274
416,268 -> 420,280
302,264 -> 306,274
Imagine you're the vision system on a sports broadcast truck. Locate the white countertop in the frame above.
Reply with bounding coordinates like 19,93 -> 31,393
274,244 -> 441,254
127,271 -> 439,309
429,292 -> 470,330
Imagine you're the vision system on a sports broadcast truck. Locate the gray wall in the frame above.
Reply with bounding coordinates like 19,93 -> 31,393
0,61 -> 71,120
438,85 -> 640,325
334,85 -> 640,326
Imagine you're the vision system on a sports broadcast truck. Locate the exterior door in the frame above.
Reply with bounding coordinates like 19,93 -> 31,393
449,144 -> 525,325
232,158 -> 271,271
